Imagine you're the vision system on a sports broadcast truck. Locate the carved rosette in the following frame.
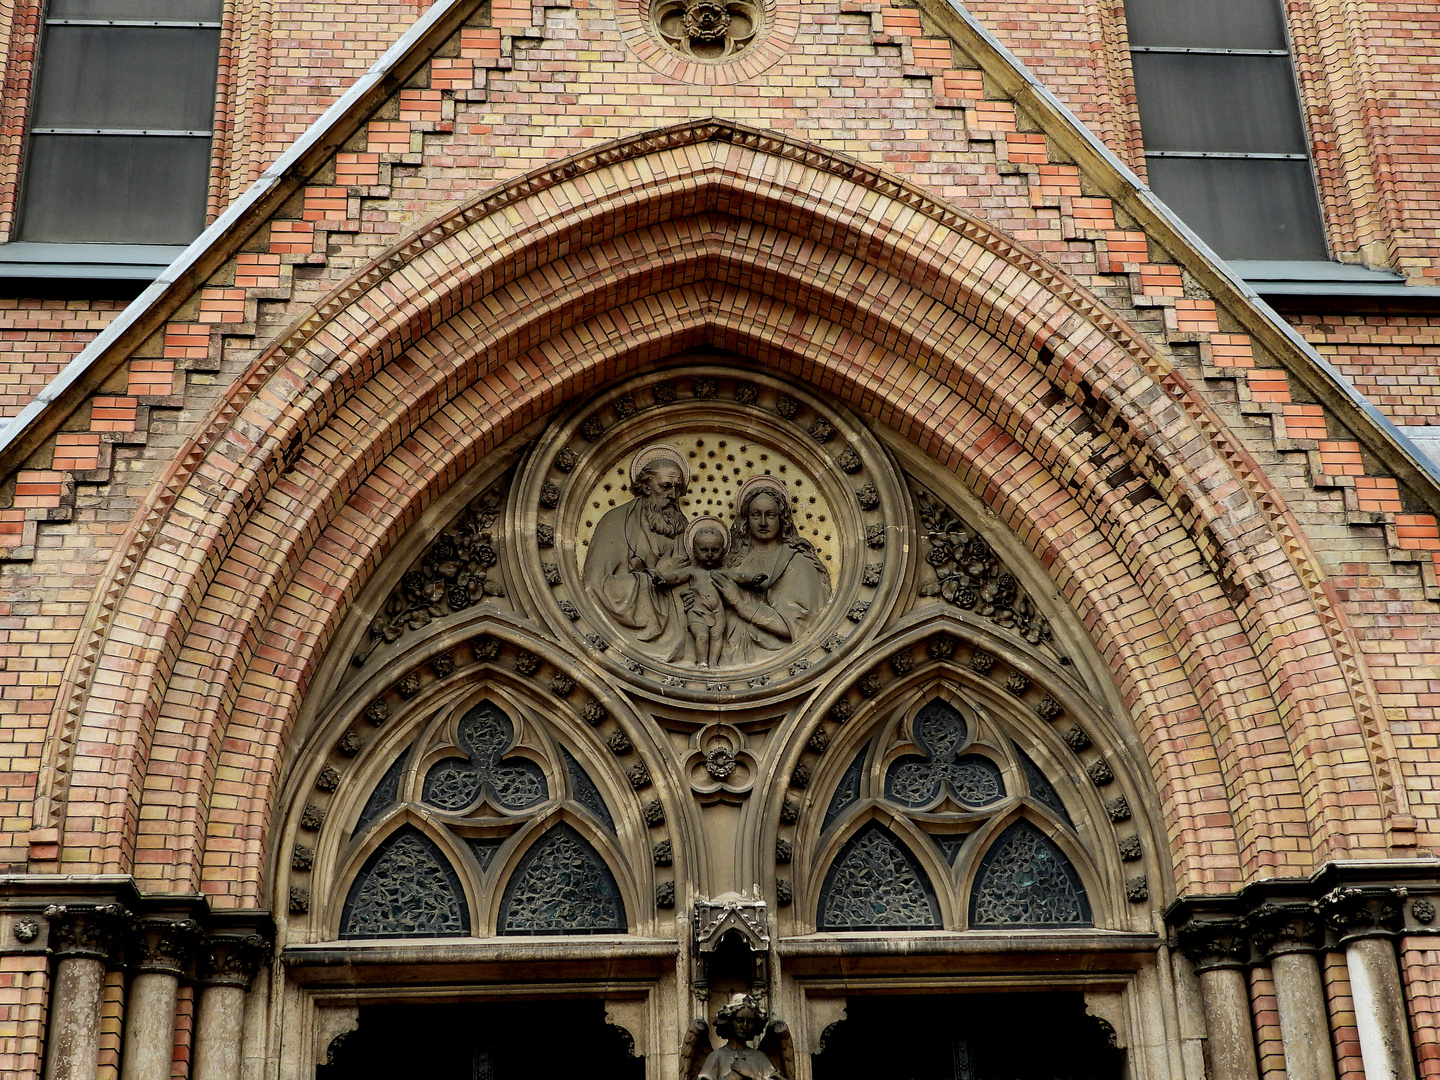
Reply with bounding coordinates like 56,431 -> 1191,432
684,723 -> 758,803
515,367 -> 907,706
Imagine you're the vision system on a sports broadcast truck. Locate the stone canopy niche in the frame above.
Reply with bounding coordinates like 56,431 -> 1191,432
517,368 -> 907,702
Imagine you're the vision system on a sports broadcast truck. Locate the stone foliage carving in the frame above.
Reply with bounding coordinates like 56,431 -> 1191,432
818,824 -> 939,930
914,487 -> 1063,659
353,476 -> 509,666
970,822 -> 1089,927
341,827 -> 470,938
499,825 -> 626,934
684,723 -> 757,803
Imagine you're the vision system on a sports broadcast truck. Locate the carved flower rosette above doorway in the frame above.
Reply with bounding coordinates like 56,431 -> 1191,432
651,0 -> 761,61
515,367 -> 906,705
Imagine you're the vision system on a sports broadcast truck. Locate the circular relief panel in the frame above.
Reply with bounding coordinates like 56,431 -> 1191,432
618,0 -> 797,84
515,366 -> 909,706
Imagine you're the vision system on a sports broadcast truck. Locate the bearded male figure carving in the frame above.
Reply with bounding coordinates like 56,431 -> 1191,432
582,445 -> 694,662
715,475 -> 831,665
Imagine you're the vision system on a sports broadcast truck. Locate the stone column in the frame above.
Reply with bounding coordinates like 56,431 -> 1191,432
42,903 -> 129,1080
1322,887 -> 1416,1080
193,933 -> 269,1080
119,918 -> 200,1080
1247,903 -> 1336,1080
1177,918 -> 1261,1080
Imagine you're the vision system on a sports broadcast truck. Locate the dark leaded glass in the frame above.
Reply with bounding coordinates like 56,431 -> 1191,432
823,747 -> 867,830
818,823 -> 940,930
421,701 -> 548,813
885,699 -> 1005,809
1016,744 -> 1073,827
562,747 -> 615,833
969,821 -> 1090,927
341,826 -> 469,938
499,824 -> 626,934
353,749 -> 409,837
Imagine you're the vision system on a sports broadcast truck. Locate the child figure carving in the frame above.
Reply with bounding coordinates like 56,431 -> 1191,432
683,515 -> 730,668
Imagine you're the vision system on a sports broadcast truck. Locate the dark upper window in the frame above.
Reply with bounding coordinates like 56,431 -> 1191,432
16,0 -> 221,246
1124,0 -> 1328,261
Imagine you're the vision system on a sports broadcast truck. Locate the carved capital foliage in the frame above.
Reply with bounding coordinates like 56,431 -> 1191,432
43,903 -> 130,964
198,932 -> 271,989
1319,886 -> 1405,943
1245,903 -> 1322,958
128,917 -> 203,976
1175,918 -> 1250,972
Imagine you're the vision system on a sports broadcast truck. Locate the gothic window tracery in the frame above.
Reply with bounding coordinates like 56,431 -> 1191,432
341,826 -> 470,938
326,687 -> 634,939
818,822 -> 940,930
810,684 -> 1099,931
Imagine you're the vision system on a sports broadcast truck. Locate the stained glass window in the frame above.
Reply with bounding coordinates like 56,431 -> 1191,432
823,747 -> 867,830
353,748 -> 408,837
420,701 -> 548,813
562,748 -> 615,833
341,826 -> 470,938
818,823 -> 940,930
885,699 -> 1005,809
498,824 -> 626,934
969,821 -> 1090,927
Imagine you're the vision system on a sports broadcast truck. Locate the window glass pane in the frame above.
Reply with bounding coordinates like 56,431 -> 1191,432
1124,0 -> 1287,49
18,135 -> 211,243
31,26 -> 220,131
1146,156 -> 1328,260
1132,53 -> 1308,154
49,0 -> 222,22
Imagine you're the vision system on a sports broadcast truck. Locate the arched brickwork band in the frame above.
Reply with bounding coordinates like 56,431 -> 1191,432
31,122 -> 1406,904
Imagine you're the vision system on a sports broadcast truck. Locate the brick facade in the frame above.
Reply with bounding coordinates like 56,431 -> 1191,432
0,0 -> 1436,1078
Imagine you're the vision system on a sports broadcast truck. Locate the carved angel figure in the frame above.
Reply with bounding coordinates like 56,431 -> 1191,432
696,994 -> 788,1080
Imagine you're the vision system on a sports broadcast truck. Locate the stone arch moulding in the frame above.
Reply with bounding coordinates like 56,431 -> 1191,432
34,119 -> 1407,902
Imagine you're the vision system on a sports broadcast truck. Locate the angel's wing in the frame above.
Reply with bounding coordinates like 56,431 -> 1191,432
680,1018 -> 710,1080
758,1020 -> 795,1080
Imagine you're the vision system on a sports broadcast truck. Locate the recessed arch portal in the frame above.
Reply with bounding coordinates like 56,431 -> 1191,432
32,121 -> 1400,919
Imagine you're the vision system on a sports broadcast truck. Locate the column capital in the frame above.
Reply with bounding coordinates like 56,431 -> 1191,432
128,917 -> 203,977
43,903 -> 130,964
1176,917 -> 1251,972
197,932 -> 271,990
1318,886 -> 1404,944
1245,902 -> 1323,959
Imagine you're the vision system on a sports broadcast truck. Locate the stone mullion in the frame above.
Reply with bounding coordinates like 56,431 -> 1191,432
41,904 -> 128,1080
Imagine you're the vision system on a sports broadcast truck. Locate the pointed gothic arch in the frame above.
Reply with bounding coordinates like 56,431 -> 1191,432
25,121 -> 1400,913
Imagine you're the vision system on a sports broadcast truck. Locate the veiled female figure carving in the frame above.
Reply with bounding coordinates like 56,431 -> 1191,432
715,476 -> 831,665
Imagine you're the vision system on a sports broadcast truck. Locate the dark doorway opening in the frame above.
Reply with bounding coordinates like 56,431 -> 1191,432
318,999 -> 645,1080
813,992 -> 1123,1080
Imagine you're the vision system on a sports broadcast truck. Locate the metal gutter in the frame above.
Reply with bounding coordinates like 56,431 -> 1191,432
921,0 -> 1440,510
0,0 -> 479,473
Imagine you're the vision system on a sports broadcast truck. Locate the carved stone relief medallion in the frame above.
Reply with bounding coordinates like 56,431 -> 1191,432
514,367 -> 906,705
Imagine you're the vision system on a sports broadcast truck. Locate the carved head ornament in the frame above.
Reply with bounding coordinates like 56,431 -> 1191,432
629,443 -> 691,490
